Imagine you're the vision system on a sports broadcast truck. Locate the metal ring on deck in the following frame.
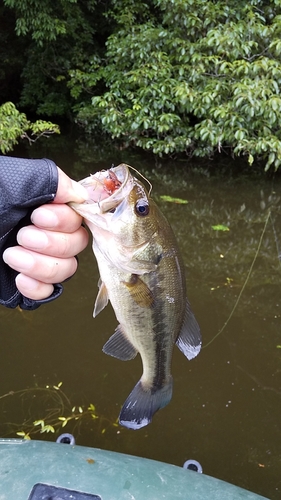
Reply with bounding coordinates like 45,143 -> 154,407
183,459 -> 203,473
56,433 -> 76,445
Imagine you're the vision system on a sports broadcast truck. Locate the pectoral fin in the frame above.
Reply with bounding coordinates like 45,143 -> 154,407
176,300 -> 202,360
102,324 -> 138,360
93,279 -> 109,318
122,274 -> 154,308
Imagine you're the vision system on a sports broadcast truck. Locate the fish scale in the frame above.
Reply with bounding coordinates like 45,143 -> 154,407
70,163 -> 202,430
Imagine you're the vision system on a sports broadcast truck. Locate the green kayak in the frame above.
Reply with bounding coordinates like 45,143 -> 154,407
0,437 -> 269,499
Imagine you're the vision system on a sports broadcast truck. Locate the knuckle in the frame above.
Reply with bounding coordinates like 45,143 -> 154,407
45,260 -> 62,281
58,234 -> 71,257
45,257 -> 77,282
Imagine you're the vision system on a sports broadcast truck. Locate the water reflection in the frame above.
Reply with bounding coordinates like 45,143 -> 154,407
1,145 -> 281,499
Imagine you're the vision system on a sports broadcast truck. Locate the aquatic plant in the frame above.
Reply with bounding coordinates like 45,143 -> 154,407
0,382 -> 120,441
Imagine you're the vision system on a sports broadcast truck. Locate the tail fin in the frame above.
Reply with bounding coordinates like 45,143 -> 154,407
119,377 -> 173,430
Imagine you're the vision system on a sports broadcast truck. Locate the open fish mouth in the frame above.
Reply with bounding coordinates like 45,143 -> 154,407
74,163 -> 134,214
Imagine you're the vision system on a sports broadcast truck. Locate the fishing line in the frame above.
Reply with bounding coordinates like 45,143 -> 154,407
203,209 -> 271,349
128,165 -> 153,196
270,211 -> 281,268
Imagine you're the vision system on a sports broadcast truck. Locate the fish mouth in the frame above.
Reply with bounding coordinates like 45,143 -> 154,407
77,163 -> 133,214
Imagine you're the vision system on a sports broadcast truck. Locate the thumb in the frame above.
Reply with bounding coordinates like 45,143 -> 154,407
54,167 -> 88,203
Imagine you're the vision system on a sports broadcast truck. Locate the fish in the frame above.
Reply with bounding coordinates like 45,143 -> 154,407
70,163 -> 202,430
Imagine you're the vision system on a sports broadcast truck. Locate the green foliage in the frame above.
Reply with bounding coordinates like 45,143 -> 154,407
3,0 -> 281,169
0,102 -> 28,153
0,102 -> 59,153
212,224 -> 230,232
74,0 -> 281,169
160,195 -> 188,204
4,0 -> 96,45
3,0 -> 104,117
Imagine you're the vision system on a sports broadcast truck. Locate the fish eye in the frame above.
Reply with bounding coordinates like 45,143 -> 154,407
135,200 -> 149,217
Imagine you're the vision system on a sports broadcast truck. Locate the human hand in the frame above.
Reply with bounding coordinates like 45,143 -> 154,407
3,168 -> 89,301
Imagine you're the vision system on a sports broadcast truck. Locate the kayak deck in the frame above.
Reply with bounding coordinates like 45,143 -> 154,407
0,438 -> 269,500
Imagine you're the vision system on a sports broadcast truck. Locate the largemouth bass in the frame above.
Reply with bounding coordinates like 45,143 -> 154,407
70,164 -> 202,430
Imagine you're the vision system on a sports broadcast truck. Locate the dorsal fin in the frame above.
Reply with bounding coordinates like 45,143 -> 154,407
176,301 -> 202,360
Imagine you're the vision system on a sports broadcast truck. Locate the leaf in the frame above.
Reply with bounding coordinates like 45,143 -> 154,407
33,419 -> 45,427
160,195 -> 188,204
16,431 -> 31,440
265,152 -> 276,172
248,154 -> 254,166
212,225 -> 230,232
41,425 -> 55,433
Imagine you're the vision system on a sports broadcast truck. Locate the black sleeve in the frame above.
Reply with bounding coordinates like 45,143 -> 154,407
0,155 -> 63,310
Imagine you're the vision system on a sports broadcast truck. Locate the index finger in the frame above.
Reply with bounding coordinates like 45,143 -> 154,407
31,204 -> 84,233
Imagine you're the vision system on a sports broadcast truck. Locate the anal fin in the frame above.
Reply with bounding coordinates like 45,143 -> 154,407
102,324 -> 138,361
176,300 -> 202,360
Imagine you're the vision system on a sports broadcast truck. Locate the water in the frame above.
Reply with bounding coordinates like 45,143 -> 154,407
1,139 -> 281,499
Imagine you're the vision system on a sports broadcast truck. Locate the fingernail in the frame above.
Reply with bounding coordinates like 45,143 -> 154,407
15,274 -> 38,291
15,274 -> 54,300
17,227 -> 49,250
3,248 -> 34,272
31,207 -> 59,228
